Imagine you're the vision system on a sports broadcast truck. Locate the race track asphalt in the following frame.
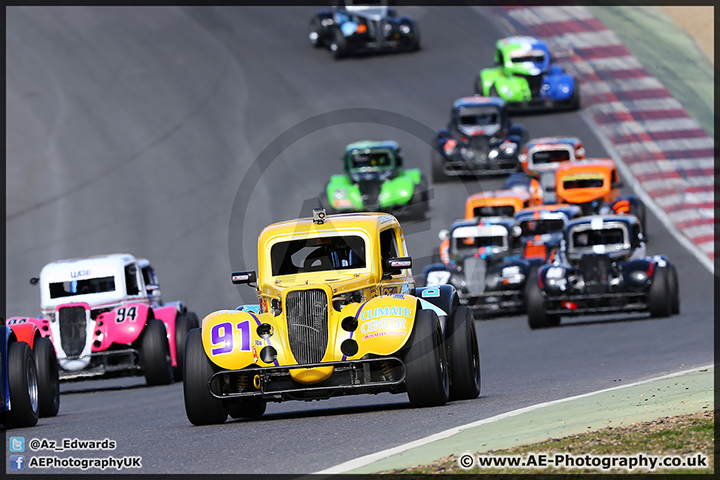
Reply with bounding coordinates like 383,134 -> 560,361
5,6 -> 714,474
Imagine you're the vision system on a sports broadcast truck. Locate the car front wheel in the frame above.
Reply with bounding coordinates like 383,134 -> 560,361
183,329 -> 228,426
404,309 -> 449,407
446,305 -> 481,401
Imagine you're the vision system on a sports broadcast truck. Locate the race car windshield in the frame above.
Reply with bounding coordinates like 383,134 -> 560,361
511,51 -> 545,63
562,177 -> 605,189
271,235 -> 367,275
453,235 -> 505,253
520,219 -> 564,236
473,205 -> 516,217
532,149 -> 571,164
350,151 -> 393,170
49,276 -> 116,299
456,107 -> 499,126
571,228 -> 626,248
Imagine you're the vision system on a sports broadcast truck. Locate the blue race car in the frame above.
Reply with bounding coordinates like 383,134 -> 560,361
476,36 -> 580,113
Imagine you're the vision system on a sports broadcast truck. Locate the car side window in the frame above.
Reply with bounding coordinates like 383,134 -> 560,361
380,228 -> 399,265
125,264 -> 139,296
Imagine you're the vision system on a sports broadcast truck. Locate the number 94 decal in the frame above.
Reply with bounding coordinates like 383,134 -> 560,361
115,306 -> 138,323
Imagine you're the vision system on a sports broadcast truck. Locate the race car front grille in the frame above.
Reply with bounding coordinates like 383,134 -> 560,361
286,289 -> 329,365
58,306 -> 87,357
464,257 -> 487,295
579,254 -> 612,294
518,74 -> 544,97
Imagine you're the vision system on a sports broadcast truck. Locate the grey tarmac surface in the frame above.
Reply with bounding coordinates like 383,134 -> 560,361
5,6 -> 714,475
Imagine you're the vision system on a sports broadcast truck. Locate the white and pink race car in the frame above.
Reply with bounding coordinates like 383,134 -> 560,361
7,253 -> 198,385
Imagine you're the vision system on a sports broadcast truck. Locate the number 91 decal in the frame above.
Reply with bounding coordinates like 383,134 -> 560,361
210,320 -> 251,356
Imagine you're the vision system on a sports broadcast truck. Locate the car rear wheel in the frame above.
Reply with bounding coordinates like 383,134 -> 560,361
668,264 -> 680,315
431,148 -> 449,183
3,341 -> 39,428
447,306 -> 481,401
183,329 -> 228,426
648,266 -> 672,318
173,312 -> 199,381
34,336 -> 60,417
140,319 -> 173,386
309,17 -> 323,48
474,76 -> 484,96
404,309 -> 449,407
225,398 -> 267,419
408,175 -> 429,219
527,276 -> 560,329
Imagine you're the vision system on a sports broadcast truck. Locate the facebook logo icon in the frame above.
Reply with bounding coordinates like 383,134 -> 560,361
10,455 -> 25,470
9,436 -> 25,452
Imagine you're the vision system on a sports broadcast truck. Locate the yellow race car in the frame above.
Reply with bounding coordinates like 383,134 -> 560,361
183,209 -> 480,425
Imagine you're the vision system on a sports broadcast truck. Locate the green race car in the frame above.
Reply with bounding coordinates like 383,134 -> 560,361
320,140 -> 429,218
476,36 -> 580,113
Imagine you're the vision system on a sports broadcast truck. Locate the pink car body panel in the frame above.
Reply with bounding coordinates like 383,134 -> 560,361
94,303 -> 179,366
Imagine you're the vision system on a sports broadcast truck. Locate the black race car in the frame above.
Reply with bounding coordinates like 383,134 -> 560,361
432,96 -> 527,182
309,1 -> 420,59
422,217 -> 542,316
526,215 -> 680,329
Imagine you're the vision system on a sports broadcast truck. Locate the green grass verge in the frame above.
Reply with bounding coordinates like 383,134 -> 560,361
379,410 -> 714,475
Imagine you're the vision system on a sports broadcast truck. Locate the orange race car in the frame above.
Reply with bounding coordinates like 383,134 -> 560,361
547,159 -> 646,232
464,189 -> 537,220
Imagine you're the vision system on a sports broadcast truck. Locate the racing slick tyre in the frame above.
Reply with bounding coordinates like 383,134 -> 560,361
474,76 -> 483,96
225,398 -> 267,419
408,22 -> 421,52
569,82 -> 581,110
408,175 -> 430,219
33,336 -> 60,417
184,329 -> 228,425
309,17 -> 324,48
648,266 -> 672,318
526,276 -> 560,329
329,28 -> 348,59
404,309 -> 449,407
173,312 -> 199,381
139,319 -> 173,386
629,201 -> 647,237
668,264 -> 680,315
446,306 -> 481,401
431,148 -> 449,183
3,341 -> 39,428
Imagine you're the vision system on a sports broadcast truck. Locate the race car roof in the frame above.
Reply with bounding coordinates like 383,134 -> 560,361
345,140 -> 399,152
453,96 -> 505,110
566,214 -> 639,231
515,204 -> 582,220
526,136 -> 581,149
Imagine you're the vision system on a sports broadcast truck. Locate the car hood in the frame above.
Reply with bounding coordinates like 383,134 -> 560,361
457,124 -> 501,138
266,272 -> 380,298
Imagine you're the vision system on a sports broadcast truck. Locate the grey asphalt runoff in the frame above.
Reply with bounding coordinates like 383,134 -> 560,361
5,6 -> 714,475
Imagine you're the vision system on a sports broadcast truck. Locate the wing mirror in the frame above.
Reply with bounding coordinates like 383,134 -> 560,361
438,229 -> 450,241
383,257 -> 412,276
30,277 -> 39,286
232,271 -> 257,286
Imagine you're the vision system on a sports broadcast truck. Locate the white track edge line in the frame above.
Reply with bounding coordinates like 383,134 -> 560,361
579,109 -> 715,275
315,364 -> 714,474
